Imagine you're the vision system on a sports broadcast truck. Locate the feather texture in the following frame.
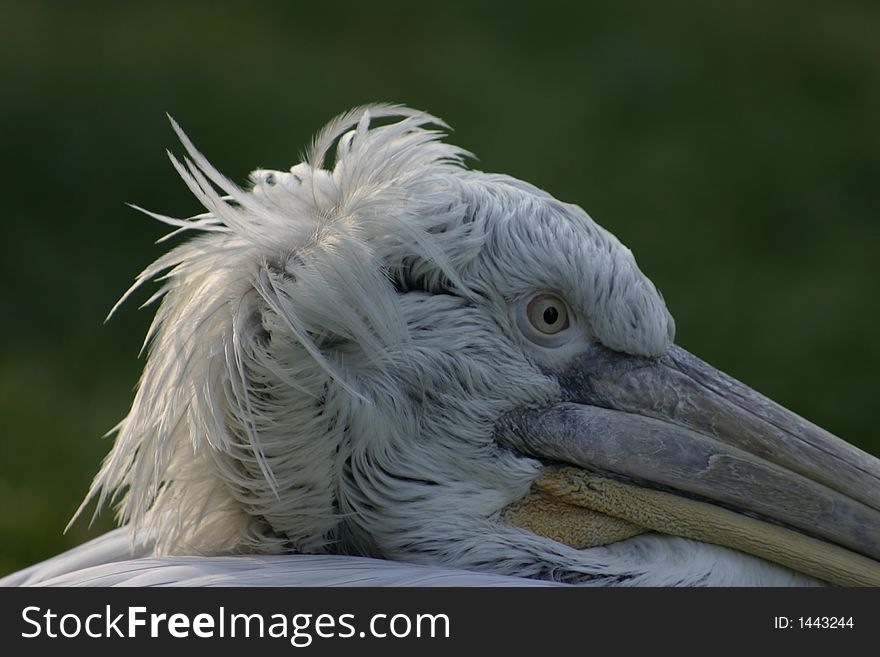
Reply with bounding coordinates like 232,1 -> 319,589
49,106 -> 817,586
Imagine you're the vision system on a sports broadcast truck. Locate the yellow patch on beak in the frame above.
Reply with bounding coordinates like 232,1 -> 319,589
502,490 -> 645,548
505,466 -> 880,586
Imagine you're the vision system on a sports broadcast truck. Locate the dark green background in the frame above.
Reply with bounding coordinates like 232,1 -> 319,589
1,1 -> 878,576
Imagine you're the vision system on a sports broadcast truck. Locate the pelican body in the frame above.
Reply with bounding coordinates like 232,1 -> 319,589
4,106 -> 879,587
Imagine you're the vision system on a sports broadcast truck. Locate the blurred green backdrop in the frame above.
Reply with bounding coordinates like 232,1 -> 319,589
1,1 -> 878,576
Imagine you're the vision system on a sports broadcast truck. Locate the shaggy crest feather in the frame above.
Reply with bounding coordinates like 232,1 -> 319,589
74,106 -> 480,554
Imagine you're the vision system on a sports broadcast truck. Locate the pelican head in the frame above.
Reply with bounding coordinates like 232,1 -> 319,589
79,105 -> 880,586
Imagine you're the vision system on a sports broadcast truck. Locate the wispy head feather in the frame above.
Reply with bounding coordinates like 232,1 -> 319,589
74,106 -> 482,555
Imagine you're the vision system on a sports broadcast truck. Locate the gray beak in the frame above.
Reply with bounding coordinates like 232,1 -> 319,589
496,343 -> 880,585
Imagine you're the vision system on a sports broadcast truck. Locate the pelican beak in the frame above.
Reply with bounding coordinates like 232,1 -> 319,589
496,344 -> 880,585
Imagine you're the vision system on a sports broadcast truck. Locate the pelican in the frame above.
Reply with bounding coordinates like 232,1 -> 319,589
4,105 -> 879,587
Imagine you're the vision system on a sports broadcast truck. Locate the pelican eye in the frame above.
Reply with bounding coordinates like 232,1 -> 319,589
528,294 -> 569,334
516,293 -> 574,348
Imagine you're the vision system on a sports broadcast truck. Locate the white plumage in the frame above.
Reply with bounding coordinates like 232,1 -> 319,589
5,529 -> 811,587
3,529 -> 553,587
5,105 -> 878,587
